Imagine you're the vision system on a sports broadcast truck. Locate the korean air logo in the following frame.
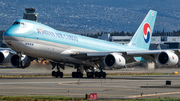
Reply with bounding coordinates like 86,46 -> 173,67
119,58 -> 121,62
143,23 -> 151,44
40,29 -> 43,33
172,56 -> 174,60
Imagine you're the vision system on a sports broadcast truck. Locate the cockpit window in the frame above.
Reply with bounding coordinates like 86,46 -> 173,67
13,22 -> 25,25
13,22 -> 20,25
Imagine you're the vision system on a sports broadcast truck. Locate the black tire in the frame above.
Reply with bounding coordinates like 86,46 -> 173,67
87,72 -> 90,78
60,72 -> 63,78
91,72 -> 94,78
98,72 -> 102,78
95,71 -> 98,78
76,72 -> 82,78
52,71 -> 56,77
80,73 -> 83,78
55,72 -> 58,78
72,72 -> 75,78
103,72 -> 106,78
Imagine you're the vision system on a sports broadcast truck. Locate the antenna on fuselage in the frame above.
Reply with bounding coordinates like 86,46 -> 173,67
23,8 -> 37,22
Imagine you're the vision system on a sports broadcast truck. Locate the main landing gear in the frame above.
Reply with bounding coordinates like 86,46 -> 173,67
86,69 -> 106,78
72,65 -> 83,78
95,71 -> 106,78
86,58 -> 107,78
50,58 -> 107,78
51,63 -> 64,78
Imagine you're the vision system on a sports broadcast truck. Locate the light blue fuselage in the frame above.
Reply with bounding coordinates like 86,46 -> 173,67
3,19 -> 146,65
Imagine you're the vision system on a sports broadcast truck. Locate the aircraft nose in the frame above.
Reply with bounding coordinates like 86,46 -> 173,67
3,27 -> 16,42
3,25 -> 18,38
3,30 -> 10,37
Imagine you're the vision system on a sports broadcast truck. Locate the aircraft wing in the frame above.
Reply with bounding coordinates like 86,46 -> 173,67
70,49 -> 180,66
70,50 -> 159,59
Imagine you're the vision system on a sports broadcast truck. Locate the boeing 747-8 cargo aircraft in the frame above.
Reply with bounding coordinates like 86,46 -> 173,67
1,10 -> 180,78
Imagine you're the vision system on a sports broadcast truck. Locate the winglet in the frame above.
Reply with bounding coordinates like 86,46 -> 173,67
128,10 -> 157,50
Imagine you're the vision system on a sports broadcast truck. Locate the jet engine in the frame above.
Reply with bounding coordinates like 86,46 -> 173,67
104,53 -> 126,69
0,50 -> 11,65
10,54 -> 31,68
157,51 -> 178,66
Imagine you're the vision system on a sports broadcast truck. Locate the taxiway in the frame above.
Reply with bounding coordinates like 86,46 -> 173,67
0,68 -> 180,99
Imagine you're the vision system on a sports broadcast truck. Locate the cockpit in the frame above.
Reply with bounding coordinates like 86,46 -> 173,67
13,21 -> 25,25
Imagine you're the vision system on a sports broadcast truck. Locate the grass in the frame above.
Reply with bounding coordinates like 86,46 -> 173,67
129,97 -> 180,101
0,96 -> 180,101
0,95 -> 84,101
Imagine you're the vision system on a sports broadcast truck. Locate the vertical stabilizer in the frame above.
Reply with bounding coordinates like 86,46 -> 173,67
128,10 -> 157,50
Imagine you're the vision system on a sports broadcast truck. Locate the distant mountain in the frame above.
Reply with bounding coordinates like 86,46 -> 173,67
0,0 -> 180,34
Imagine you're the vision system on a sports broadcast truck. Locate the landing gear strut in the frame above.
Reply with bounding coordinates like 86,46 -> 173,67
86,67 -> 95,78
72,65 -> 83,78
51,63 -> 64,78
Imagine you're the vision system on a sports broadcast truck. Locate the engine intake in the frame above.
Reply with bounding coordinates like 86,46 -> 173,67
104,53 -> 126,69
157,51 -> 178,66
10,54 -> 31,68
0,50 -> 11,65
0,52 -> 5,64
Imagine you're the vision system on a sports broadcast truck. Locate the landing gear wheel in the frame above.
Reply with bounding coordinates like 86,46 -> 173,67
79,72 -> 83,78
94,72 -> 106,78
98,72 -> 102,78
87,72 -> 90,78
72,72 -> 83,78
87,72 -> 94,78
103,72 -> 106,78
53,71 -> 63,78
59,72 -> 63,78
95,71 -> 98,78
55,72 -> 58,78
51,63 -> 64,78
52,71 -> 56,77
72,72 -> 75,78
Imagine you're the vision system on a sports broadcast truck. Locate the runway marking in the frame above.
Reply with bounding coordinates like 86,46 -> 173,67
0,82 -> 61,85
123,92 -> 180,98
0,91 -> 85,96
0,81 -> 95,85
0,91 -> 128,97
58,81 -> 77,85
57,80 -> 164,85
0,86 -> 135,91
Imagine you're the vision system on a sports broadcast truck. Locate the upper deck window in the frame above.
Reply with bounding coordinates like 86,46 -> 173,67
13,21 -> 24,25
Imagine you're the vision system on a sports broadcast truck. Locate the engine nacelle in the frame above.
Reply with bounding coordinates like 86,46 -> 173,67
104,53 -> 126,69
0,50 -> 11,65
10,54 -> 31,68
157,51 -> 179,66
